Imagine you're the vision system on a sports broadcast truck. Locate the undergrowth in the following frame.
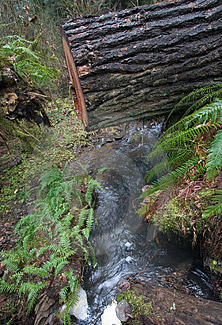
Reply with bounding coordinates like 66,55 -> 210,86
0,98 -> 92,215
0,35 -> 60,87
117,289 -> 152,323
0,165 -> 101,324
138,85 -> 222,256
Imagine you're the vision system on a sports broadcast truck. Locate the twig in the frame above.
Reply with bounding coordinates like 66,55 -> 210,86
16,121 -> 40,142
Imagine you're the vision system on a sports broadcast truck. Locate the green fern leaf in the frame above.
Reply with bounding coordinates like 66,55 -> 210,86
141,157 -> 199,197
54,260 -> 69,278
60,286 -> 69,302
85,179 -> 101,206
203,190 -> 222,218
97,167 -> 108,174
23,265 -> 49,278
206,130 -> 222,179
78,209 -> 89,227
65,270 -> 78,293
85,208 -> 94,240
0,279 -> 17,293
168,84 -> 222,118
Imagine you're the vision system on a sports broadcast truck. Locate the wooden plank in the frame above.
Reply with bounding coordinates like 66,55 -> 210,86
61,32 -> 88,129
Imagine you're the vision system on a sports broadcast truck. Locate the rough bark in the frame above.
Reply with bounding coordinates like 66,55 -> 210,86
118,278 -> 222,324
61,0 -> 222,130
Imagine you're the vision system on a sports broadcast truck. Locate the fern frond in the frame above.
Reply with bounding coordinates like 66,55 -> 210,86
59,232 -> 71,251
78,208 -> 89,227
65,270 -> 78,293
36,245 -> 52,258
18,281 -> 46,312
74,232 -> 84,247
0,279 -> 17,293
10,272 -> 24,286
27,282 -> 47,313
23,265 -> 49,278
2,259 -> 19,273
206,130 -> 222,179
145,148 -> 193,183
85,179 -> 101,206
147,100 -> 222,163
141,157 -> 199,197
168,84 -> 222,118
54,261 -> 69,278
83,208 -> 94,240
59,286 -> 69,302
182,87 -> 222,117
203,190 -> 222,218
97,167 -> 108,174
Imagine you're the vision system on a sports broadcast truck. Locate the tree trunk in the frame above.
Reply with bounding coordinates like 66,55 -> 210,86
61,0 -> 222,130
118,278 -> 222,324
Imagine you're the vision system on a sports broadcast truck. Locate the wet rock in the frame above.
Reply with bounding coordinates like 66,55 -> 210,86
69,286 -> 88,320
101,300 -> 121,325
116,299 -> 131,322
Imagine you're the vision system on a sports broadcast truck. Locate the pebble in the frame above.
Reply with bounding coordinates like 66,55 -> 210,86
116,300 -> 131,322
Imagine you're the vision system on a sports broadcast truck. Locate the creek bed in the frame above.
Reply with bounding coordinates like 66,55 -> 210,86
73,120 -> 215,324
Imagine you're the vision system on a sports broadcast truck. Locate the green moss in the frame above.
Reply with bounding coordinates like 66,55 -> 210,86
117,290 -> 152,319
131,133 -> 141,142
0,98 -> 92,216
152,197 -> 207,237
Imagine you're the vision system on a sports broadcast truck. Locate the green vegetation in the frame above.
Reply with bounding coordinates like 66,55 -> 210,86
0,35 -> 60,87
0,165 -> 101,324
117,289 -> 152,321
139,84 -> 222,252
0,98 -> 92,214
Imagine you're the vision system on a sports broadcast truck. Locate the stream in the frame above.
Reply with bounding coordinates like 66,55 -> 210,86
73,120 -> 215,324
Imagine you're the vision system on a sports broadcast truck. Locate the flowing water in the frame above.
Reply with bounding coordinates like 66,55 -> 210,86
74,120 -> 215,324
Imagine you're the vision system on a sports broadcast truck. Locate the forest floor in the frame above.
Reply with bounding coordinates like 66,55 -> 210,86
0,98 -> 221,325
0,97 -> 128,324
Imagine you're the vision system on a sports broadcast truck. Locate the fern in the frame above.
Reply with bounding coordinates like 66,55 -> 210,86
85,179 -> 101,206
82,208 -> 94,240
142,158 -> 200,197
206,130 -> 222,179
145,99 -> 222,182
18,281 -> 47,313
78,208 -> 89,227
23,265 -> 50,278
54,261 -> 69,278
168,84 -> 222,119
65,270 -> 78,293
0,166 -> 99,316
0,279 -> 17,293
141,85 -> 222,250
203,190 -> 222,218
60,286 -> 69,302
0,35 -> 60,87
181,87 -> 222,117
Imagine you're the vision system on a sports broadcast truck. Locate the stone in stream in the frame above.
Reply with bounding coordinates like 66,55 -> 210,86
101,300 -> 121,325
61,286 -> 88,320
115,300 -> 131,322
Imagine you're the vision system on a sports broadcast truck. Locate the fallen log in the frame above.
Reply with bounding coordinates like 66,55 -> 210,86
61,0 -> 222,130
117,278 -> 222,324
